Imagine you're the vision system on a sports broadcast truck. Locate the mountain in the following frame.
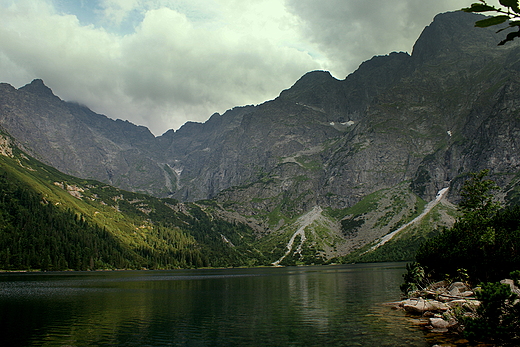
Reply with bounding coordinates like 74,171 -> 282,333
1,11 -> 520,265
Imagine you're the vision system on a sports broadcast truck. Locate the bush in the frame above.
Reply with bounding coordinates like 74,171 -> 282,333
462,277 -> 520,344
400,262 -> 427,296
406,170 -> 520,343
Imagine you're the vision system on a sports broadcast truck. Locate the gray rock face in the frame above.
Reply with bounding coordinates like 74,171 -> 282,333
1,11 -> 520,215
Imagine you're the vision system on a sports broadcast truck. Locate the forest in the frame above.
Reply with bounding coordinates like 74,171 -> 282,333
0,148 -> 268,271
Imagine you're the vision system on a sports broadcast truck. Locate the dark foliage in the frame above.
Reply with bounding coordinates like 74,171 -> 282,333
404,170 -> 520,343
463,1 -> 520,45
415,206 -> 520,283
462,279 -> 520,344
0,168 -> 216,270
0,170 -> 137,270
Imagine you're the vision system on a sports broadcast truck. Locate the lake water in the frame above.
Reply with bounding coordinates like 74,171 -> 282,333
0,263 -> 447,346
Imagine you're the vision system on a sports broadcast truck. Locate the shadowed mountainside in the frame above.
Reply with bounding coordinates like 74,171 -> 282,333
1,11 -> 520,263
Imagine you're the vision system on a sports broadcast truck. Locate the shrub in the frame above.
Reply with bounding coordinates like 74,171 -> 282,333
462,277 -> 520,344
400,262 -> 427,296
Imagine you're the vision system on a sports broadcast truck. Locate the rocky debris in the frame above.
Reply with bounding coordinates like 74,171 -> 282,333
53,181 -> 85,199
0,135 -> 13,157
391,277 -> 520,343
393,280 -> 481,334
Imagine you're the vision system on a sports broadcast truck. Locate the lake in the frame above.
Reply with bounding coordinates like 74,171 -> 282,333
0,263 -> 445,346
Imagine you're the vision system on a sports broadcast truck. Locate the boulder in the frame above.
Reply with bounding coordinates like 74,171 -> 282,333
402,298 -> 449,314
429,280 -> 448,290
429,317 -> 450,329
459,291 -> 474,298
447,299 -> 480,311
448,282 -> 470,296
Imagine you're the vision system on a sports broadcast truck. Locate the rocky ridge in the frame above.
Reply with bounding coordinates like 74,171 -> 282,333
1,11 -> 520,262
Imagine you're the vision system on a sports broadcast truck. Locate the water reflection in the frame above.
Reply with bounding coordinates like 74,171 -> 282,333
0,263 -> 433,346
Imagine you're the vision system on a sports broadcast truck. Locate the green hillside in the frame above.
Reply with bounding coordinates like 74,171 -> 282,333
0,130 -> 267,271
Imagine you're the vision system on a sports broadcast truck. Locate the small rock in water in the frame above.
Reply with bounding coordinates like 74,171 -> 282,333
429,317 -> 450,329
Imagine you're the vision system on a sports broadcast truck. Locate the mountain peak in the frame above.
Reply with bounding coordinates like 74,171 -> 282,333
19,79 -> 58,98
411,11 -> 499,63
290,70 -> 337,89
278,70 -> 340,102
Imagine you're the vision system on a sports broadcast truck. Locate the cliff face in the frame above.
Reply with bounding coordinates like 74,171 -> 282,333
0,79 -> 173,196
1,12 -> 520,260
165,11 -> 520,208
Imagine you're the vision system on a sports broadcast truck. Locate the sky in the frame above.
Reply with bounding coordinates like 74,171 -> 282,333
0,0 -> 492,135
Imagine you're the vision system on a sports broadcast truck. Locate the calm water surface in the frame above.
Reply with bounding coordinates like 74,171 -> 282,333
0,263 -> 447,346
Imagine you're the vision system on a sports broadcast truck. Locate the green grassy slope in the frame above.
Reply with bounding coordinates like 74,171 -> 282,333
0,130 -> 266,270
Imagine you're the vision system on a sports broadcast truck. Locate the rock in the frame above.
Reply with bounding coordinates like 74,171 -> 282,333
402,298 -> 449,314
429,280 -> 448,290
447,299 -> 480,311
501,279 -> 520,296
459,290 -> 474,297
429,300 -> 450,312
437,294 -> 452,302
429,317 -> 450,329
448,282 -> 470,296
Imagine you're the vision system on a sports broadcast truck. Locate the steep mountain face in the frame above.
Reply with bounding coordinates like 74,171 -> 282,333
0,80 -> 172,196
1,11 -> 520,263
186,11 -> 520,207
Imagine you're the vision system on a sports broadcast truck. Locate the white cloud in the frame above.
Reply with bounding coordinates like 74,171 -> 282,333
0,0 -> 318,134
0,0 -> 495,135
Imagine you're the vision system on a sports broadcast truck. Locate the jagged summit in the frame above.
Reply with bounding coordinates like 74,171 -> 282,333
1,11 -> 518,203
0,12 -> 519,205
19,79 -> 58,98
411,11 -> 500,63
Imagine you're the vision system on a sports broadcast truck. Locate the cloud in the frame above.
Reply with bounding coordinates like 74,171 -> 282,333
285,0 -> 475,78
0,0 -> 494,135
0,0 -> 320,134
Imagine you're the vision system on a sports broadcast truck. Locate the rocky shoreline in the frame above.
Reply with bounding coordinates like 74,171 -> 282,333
387,279 -> 520,342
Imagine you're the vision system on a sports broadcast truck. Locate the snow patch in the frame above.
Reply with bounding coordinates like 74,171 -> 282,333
173,167 -> 183,177
330,120 -> 355,128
